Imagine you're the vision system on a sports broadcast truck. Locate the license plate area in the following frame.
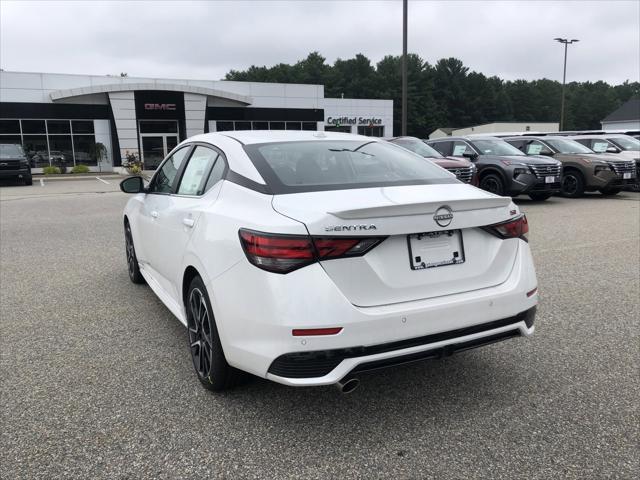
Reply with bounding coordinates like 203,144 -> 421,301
623,172 -> 631,179
545,176 -> 557,183
408,230 -> 465,270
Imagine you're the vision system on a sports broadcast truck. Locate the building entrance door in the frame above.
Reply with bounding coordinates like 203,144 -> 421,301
139,121 -> 179,170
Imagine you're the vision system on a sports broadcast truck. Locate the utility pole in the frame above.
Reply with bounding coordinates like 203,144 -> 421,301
401,0 -> 408,136
554,38 -> 579,131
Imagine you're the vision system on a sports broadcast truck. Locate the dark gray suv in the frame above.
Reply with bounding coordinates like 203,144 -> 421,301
426,136 -> 562,200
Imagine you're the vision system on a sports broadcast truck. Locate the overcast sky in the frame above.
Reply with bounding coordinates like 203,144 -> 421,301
1,0 -> 638,85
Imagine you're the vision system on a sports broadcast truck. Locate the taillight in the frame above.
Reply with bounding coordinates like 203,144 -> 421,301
239,229 -> 385,273
483,214 -> 529,241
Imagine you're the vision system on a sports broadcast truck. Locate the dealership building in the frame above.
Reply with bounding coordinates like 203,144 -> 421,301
0,71 -> 393,172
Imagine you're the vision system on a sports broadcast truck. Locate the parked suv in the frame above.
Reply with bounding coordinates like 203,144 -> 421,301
387,136 -> 477,184
569,134 -> 639,191
426,136 -> 562,200
0,144 -> 32,185
504,136 -> 636,197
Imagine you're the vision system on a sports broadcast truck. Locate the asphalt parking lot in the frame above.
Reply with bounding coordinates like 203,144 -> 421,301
1,178 -> 638,479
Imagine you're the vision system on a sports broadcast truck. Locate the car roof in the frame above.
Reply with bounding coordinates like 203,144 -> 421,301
503,135 -> 565,141
191,130 -> 380,146
568,134 -> 616,140
430,135 -> 501,141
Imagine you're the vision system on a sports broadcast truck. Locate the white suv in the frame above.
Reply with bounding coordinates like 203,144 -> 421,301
120,131 -> 538,393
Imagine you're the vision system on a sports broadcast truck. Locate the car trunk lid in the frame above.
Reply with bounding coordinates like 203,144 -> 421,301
272,184 -> 519,307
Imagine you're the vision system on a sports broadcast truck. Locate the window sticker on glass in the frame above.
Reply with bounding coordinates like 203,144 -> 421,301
452,145 -> 468,156
592,141 -> 609,153
527,144 -> 543,155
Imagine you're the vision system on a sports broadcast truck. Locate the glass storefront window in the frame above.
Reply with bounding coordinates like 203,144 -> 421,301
0,135 -> 23,145
48,135 -> 73,167
0,120 -> 20,134
325,125 -> 351,133
216,121 -> 234,131
357,126 -> 384,137
0,119 -> 100,170
47,120 -> 71,134
71,120 -> 94,134
212,120 -> 319,132
22,135 -> 49,167
139,120 -> 178,134
73,135 -> 97,166
21,120 -> 46,134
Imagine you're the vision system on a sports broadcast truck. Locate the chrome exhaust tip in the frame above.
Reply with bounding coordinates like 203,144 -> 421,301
335,377 -> 360,394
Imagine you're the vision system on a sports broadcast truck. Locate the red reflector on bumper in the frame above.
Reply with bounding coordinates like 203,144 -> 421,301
292,327 -> 343,336
527,287 -> 538,297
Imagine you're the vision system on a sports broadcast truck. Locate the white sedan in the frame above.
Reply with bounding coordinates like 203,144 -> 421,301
120,131 -> 538,393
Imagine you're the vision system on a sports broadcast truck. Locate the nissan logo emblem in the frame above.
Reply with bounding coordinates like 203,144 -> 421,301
434,206 -> 454,227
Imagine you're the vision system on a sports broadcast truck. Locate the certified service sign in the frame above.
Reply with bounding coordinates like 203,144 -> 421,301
434,206 -> 454,227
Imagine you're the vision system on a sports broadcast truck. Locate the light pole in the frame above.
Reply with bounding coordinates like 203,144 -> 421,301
554,37 -> 579,131
401,0 -> 408,136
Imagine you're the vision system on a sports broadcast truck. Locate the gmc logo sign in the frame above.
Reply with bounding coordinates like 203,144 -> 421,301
144,103 -> 176,111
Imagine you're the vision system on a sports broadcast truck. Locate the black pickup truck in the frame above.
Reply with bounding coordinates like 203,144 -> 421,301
0,144 -> 32,185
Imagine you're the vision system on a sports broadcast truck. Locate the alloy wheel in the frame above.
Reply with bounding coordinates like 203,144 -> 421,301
481,177 -> 502,195
125,225 -> 136,278
562,175 -> 578,195
187,288 -> 213,379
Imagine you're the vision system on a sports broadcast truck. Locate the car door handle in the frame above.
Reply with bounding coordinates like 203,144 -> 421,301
183,218 -> 195,228
150,211 -> 159,219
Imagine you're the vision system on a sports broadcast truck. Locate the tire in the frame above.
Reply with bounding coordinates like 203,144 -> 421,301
24,175 -> 33,186
528,192 -> 552,201
560,170 -> 585,198
124,221 -> 145,284
479,173 -> 505,196
599,188 -> 621,196
186,276 -> 242,391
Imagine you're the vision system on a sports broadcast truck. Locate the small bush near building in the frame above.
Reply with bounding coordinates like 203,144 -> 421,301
71,164 -> 90,174
43,166 -> 61,175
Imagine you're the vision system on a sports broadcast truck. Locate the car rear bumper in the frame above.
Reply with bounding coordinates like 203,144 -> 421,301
209,239 -> 538,386
268,307 -> 535,383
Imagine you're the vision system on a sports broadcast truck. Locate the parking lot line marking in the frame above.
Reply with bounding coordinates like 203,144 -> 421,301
39,178 -> 44,187
96,177 -> 111,185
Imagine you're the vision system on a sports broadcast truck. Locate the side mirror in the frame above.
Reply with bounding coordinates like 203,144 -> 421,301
606,147 -> 619,153
462,152 -> 478,161
120,176 -> 145,194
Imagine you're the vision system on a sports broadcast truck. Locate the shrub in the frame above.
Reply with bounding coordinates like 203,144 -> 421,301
124,150 -> 143,174
71,164 -> 90,174
43,166 -> 61,175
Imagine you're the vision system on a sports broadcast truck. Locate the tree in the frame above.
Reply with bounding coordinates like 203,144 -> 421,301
224,52 -> 639,134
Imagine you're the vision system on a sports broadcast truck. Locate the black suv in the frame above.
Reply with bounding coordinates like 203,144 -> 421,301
426,136 -> 562,200
0,144 -> 32,185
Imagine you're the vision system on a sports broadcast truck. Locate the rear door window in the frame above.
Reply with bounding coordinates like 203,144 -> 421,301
429,141 -> 452,156
452,141 -> 474,156
524,140 -> 553,155
177,146 -> 219,196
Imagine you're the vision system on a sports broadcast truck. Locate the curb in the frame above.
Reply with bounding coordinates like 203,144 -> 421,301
35,174 -> 123,182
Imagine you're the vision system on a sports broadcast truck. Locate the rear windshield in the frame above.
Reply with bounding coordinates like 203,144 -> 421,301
243,140 -> 457,193
0,144 -> 24,159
